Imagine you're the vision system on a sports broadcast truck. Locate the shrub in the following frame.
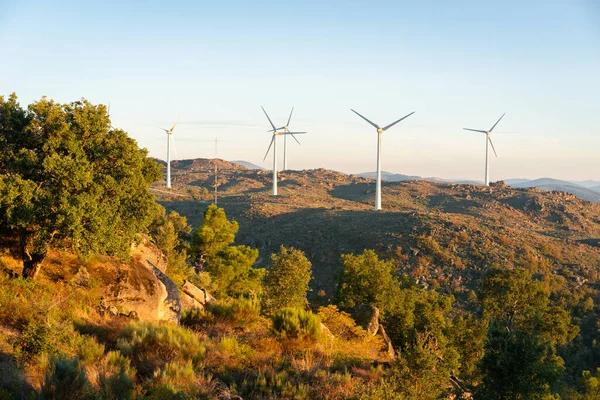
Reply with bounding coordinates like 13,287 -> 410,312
208,297 -> 261,325
76,334 -> 105,365
272,308 -> 321,341
117,322 -> 205,378
317,305 -> 367,341
15,322 -> 53,362
40,356 -> 89,400
98,351 -> 136,400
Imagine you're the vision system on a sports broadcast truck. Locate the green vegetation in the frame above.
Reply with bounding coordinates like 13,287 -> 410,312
264,245 -> 312,313
1,95 -> 600,398
190,204 -> 263,297
0,94 -> 160,278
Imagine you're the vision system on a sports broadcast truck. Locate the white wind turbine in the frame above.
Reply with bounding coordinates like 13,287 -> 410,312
262,106 -> 306,195
463,113 -> 505,186
267,107 -> 305,170
351,109 -> 415,211
157,116 -> 180,188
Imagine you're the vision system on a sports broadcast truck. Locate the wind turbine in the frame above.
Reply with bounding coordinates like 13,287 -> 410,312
463,113 -> 505,186
262,106 -> 306,195
351,109 -> 415,211
157,116 -> 180,189
267,107 -> 305,170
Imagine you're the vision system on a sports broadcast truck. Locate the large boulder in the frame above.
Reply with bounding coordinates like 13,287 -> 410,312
107,257 -> 181,324
180,281 -> 215,312
376,324 -> 395,359
130,235 -> 167,273
352,304 -> 379,335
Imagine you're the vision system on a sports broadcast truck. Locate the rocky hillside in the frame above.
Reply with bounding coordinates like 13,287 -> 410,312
154,158 -> 600,300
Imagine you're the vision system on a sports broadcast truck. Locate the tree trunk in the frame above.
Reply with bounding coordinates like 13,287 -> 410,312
22,257 -> 42,279
19,231 -> 45,279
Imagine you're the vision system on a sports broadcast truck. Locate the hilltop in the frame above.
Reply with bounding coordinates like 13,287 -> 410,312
508,177 -> 600,203
154,158 -> 600,300
358,173 -> 600,203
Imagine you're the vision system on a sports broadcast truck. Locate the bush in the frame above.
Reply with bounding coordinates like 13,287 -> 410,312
317,305 -> 367,341
117,322 -> 205,378
98,351 -> 136,400
272,308 -> 321,341
15,322 -> 53,362
40,356 -> 89,400
208,297 -> 261,325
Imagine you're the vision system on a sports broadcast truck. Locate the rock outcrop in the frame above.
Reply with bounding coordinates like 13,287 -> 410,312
180,281 -> 215,312
352,304 -> 395,359
352,304 -> 379,335
376,325 -> 395,359
130,235 -> 167,273
109,258 -> 181,324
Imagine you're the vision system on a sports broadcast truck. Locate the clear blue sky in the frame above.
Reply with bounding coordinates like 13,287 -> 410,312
1,0 -> 598,181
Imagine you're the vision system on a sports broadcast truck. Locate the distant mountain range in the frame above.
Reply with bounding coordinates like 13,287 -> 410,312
356,171 -> 480,186
231,160 -> 265,170
357,172 -> 600,203
507,178 -> 600,203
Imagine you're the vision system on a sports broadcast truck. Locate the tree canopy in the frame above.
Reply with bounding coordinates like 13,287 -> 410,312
0,94 -> 161,277
264,245 -> 312,313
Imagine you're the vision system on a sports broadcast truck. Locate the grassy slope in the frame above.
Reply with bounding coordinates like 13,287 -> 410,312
155,159 -> 600,301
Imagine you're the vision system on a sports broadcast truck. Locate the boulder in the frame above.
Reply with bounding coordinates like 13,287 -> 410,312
130,235 -> 167,273
180,281 -> 215,312
352,304 -> 379,335
109,258 -> 181,324
376,324 -> 395,359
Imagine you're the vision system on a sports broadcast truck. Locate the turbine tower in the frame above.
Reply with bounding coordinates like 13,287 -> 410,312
351,109 -> 415,211
157,116 -> 180,188
268,107 -> 305,170
463,113 -> 505,186
262,107 -> 305,195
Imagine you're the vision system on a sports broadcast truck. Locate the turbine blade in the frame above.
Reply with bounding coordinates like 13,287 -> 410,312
261,106 -> 277,131
285,131 -> 306,134
463,128 -> 487,133
170,115 -> 181,133
382,111 -> 415,131
158,126 -> 169,132
263,136 -> 275,161
350,109 -> 379,129
287,107 -> 294,127
489,113 -> 505,132
488,135 -> 498,158
267,127 -> 285,132
290,133 -> 301,145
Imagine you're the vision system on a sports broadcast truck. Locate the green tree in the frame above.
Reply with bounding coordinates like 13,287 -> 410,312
264,246 -> 312,313
476,323 -> 564,400
580,368 -> 600,399
335,249 -> 401,312
392,332 -> 458,399
190,205 -> 263,297
479,267 -> 578,347
476,267 -> 578,398
148,207 -> 193,287
190,204 -> 238,260
207,245 -> 262,297
0,94 -> 161,278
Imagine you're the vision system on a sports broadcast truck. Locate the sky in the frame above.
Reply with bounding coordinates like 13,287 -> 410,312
1,0 -> 599,181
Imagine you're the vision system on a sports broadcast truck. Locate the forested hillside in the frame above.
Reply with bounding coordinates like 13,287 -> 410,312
2,96 -> 600,399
